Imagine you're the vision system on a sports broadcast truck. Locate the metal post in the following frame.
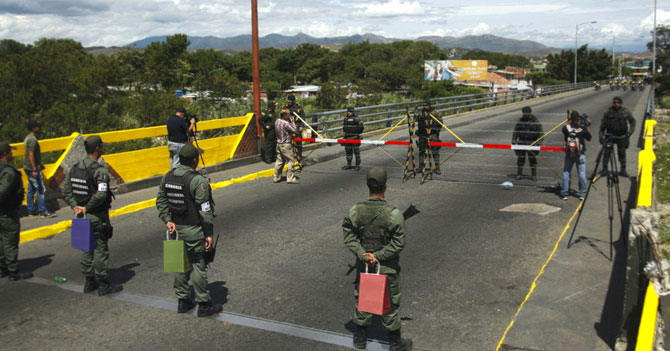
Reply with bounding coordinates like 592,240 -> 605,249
251,0 -> 262,138
574,24 -> 578,85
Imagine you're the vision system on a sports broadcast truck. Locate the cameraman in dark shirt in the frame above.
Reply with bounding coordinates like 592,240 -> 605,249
167,107 -> 196,169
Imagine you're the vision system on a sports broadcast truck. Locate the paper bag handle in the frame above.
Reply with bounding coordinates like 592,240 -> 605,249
166,229 -> 179,241
364,262 -> 380,275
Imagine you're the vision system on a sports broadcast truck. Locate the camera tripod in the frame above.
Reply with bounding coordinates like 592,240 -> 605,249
567,137 -> 624,261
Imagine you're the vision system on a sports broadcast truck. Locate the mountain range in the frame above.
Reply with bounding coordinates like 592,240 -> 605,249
124,32 -> 556,54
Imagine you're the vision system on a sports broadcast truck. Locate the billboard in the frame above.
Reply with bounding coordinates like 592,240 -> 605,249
424,60 -> 488,81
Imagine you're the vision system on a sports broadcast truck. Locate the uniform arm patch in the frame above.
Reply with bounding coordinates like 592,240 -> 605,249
200,201 -> 211,212
98,183 -> 108,192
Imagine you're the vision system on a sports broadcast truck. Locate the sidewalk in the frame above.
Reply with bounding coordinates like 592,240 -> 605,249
499,90 -> 650,350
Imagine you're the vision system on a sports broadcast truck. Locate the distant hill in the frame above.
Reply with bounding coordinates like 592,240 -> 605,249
124,32 -> 556,53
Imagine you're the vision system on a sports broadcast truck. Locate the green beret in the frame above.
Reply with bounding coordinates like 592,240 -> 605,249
179,143 -> 203,159
367,167 -> 387,186
613,96 -> 622,103
287,95 -> 296,101
522,106 -> 532,114
0,141 -> 16,154
423,99 -> 432,105
347,106 -> 355,112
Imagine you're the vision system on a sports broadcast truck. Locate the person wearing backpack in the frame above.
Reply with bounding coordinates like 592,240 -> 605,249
561,111 -> 591,200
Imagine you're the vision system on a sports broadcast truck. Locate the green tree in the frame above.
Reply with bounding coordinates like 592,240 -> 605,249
649,25 -> 670,94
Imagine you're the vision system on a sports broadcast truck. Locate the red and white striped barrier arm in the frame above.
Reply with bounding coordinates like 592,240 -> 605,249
294,138 -> 565,152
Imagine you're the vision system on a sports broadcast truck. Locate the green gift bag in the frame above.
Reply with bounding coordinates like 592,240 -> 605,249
164,230 -> 190,273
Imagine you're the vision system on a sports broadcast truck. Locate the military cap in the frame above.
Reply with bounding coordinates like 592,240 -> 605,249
0,141 -> 16,154
347,106 -> 355,112
27,120 -> 42,131
613,96 -> 622,103
84,135 -> 103,150
179,143 -> 203,159
287,94 -> 296,101
423,99 -> 432,105
522,106 -> 532,114
367,167 -> 387,186
176,107 -> 187,113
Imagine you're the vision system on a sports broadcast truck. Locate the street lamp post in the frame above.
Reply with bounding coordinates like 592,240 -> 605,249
575,21 -> 597,84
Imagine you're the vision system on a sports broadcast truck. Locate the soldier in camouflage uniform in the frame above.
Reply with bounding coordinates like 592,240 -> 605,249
156,143 -> 222,317
283,95 -> 306,171
0,141 -> 32,281
260,101 -> 278,164
342,107 -> 364,171
600,96 -> 636,177
343,167 -> 413,351
512,106 -> 543,180
416,100 -> 442,175
63,135 -> 122,295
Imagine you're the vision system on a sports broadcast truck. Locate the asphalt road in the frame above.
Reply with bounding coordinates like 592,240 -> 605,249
0,87 -> 647,351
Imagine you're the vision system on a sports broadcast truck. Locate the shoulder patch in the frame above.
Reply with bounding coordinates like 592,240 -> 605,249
199,183 -> 208,192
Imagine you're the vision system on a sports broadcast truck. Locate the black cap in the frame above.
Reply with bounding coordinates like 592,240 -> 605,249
570,110 -> 581,121
522,106 -> 532,114
613,96 -> 622,103
347,106 -> 355,112
0,142 -> 16,154
366,167 -> 387,187
27,120 -> 42,131
176,107 -> 187,113
179,143 -> 203,159
84,135 -> 103,150
287,94 -> 296,101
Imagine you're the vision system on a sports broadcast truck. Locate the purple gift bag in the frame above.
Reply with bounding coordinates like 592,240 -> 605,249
71,218 -> 95,252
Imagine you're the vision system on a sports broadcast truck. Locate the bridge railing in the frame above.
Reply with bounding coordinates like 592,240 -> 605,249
305,82 -> 593,137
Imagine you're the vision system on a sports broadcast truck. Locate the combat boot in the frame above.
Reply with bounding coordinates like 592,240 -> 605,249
353,325 -> 367,349
342,164 -> 353,170
619,166 -> 629,177
531,168 -> 537,181
516,167 -> 523,180
197,301 -> 223,317
8,271 -> 33,281
433,167 -> 441,175
178,298 -> 196,313
97,277 -> 123,296
83,276 -> 98,293
0,268 -> 8,278
388,329 -> 413,351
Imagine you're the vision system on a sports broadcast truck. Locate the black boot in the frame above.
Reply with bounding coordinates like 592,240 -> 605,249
353,325 -> 367,349
97,277 -> 123,296
197,301 -> 223,317
388,329 -> 413,351
434,167 -> 441,175
531,168 -> 537,181
178,298 -> 196,313
619,166 -> 629,177
8,271 -> 33,281
342,164 -> 353,170
83,276 -> 98,293
0,268 -> 8,278
516,167 -> 523,180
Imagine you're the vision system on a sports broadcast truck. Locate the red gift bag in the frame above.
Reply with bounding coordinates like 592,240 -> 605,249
357,263 -> 390,315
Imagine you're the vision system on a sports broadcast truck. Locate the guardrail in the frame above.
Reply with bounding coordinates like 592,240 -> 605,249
305,82 -> 593,136
10,113 -> 255,193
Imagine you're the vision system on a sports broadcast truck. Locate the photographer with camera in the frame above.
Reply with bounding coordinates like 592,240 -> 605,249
561,111 -> 591,201
167,107 -> 197,169
599,97 -> 635,177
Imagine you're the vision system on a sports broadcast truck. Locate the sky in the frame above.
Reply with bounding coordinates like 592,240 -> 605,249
0,0 -> 668,51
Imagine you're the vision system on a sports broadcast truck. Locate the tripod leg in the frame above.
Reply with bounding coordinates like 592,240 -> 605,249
567,146 -> 606,248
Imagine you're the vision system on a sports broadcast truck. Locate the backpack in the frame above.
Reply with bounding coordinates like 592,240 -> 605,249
565,125 -> 582,157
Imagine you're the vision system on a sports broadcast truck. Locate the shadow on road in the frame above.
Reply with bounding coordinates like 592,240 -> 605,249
593,176 -> 635,349
207,281 -> 229,306
108,263 -> 140,285
19,253 -> 55,272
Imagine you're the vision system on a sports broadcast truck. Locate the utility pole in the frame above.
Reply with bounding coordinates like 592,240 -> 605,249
574,21 -> 597,84
251,0 -> 262,140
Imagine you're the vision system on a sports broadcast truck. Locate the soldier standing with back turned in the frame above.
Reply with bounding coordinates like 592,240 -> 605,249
343,167 -> 413,351
260,101 -> 278,164
512,106 -> 543,180
342,107 -> 364,171
0,141 -> 32,281
156,143 -> 222,317
63,135 -> 122,295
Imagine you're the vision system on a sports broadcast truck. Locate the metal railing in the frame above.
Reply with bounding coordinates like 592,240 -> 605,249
305,82 -> 594,137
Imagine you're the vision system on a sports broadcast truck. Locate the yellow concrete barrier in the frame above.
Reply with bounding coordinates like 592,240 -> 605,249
636,282 -> 659,350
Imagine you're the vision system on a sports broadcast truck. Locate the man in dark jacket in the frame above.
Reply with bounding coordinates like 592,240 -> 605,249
342,107 -> 364,171
600,96 -> 636,177
260,101 -> 277,164
512,106 -> 543,180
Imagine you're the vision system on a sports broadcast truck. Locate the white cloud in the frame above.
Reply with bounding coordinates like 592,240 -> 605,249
355,0 -> 424,18
456,4 -> 567,16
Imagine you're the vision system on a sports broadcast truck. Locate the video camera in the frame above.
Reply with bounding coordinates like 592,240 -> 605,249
578,113 -> 591,128
186,113 -> 198,123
